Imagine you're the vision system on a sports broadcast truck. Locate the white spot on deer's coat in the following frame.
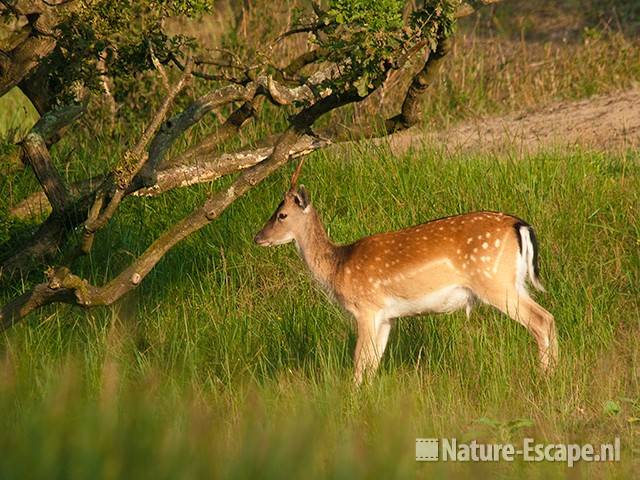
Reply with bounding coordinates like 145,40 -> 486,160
482,242 -> 489,249
494,239 -> 501,248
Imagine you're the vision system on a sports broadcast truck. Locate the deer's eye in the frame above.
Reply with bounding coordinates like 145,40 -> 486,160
278,213 -> 288,220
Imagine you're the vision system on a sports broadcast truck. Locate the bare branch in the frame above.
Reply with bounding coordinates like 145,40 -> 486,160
21,133 -> 69,212
149,43 -> 170,92
137,83 -> 259,187
20,102 -> 85,212
168,52 -> 249,84
273,22 -> 322,43
282,49 -> 324,79
9,133 -> 327,215
81,60 -> 193,248
165,99 -> 259,168
136,135 -> 330,197
80,191 -> 104,254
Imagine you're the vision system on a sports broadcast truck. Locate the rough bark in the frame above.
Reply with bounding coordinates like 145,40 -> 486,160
17,59 -> 53,115
0,0 -> 65,98
19,102 -> 85,211
385,37 -> 451,133
0,34 -> 55,97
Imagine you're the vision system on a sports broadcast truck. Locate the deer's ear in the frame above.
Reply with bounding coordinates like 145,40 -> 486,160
293,185 -> 310,210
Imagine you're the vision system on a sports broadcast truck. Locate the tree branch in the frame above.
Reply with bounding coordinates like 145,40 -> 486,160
160,99 -> 259,168
20,102 -> 85,212
82,60 -> 193,246
136,83 -> 259,187
9,133 -> 329,216
168,52 -> 249,84
1,92 -> 359,329
385,37 -> 451,133
135,134 -> 330,197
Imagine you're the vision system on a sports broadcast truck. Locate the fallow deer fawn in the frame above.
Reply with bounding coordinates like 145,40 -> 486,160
255,161 -> 558,384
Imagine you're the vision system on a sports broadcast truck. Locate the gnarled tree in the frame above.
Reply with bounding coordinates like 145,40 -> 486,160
0,0 -> 502,329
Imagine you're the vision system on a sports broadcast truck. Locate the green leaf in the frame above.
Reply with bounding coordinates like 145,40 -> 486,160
354,75 -> 369,97
603,400 -> 621,416
506,418 -> 534,431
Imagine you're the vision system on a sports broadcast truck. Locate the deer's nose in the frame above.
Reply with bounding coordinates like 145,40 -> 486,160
254,232 -> 268,246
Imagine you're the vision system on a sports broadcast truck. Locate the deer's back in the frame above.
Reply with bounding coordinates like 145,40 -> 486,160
333,211 -> 523,311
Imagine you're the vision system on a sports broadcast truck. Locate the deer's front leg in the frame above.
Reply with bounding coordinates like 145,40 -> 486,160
353,310 -> 384,385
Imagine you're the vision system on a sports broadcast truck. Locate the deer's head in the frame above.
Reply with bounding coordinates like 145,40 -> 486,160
254,159 -> 313,247
254,185 -> 312,246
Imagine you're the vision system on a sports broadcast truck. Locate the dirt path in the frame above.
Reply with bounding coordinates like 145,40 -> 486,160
387,88 -> 640,155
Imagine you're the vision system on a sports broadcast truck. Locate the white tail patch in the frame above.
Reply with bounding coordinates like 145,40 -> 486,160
518,226 -> 546,293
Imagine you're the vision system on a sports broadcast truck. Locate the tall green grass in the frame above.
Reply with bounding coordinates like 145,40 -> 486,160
1,143 -> 638,478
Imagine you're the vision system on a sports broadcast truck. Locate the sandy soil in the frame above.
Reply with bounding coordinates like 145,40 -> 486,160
386,88 -> 640,156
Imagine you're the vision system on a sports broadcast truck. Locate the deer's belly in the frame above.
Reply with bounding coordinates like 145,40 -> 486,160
381,286 -> 471,318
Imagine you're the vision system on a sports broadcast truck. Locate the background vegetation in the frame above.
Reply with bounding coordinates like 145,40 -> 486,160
0,0 -> 639,478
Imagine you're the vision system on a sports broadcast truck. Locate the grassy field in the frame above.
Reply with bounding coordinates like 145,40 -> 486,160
1,141 -> 639,478
1,1 -> 640,478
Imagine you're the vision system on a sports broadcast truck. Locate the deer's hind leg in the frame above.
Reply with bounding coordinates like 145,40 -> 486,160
480,287 -> 558,371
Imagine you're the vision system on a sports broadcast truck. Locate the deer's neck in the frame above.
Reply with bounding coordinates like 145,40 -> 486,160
294,209 -> 341,290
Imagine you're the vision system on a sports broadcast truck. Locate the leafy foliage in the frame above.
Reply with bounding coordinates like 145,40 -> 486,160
316,0 -> 458,96
43,0 -> 212,104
